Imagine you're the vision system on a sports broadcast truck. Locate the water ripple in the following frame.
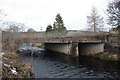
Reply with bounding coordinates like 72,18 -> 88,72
19,49 -> 120,79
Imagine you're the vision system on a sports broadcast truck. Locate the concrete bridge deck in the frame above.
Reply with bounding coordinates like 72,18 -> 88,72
1,31 -> 108,56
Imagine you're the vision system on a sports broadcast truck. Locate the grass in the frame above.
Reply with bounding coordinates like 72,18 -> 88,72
94,52 -> 120,61
81,52 -> 120,61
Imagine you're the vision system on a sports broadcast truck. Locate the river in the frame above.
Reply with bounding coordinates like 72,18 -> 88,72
18,44 -> 120,79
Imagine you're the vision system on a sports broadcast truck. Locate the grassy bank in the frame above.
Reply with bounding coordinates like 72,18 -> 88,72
82,52 -> 120,61
94,52 -> 120,61
1,52 -> 34,79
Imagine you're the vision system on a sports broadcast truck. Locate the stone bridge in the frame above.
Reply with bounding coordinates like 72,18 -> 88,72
0,31 -> 108,57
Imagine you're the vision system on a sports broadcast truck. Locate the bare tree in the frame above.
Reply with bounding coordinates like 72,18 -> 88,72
5,21 -> 26,32
0,10 -> 27,51
87,7 -> 104,32
3,21 -> 26,51
106,0 -> 120,27
106,0 -> 120,53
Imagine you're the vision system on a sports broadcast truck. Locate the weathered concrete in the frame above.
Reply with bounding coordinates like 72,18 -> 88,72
45,43 -> 79,57
45,42 -> 105,57
1,31 -> 107,53
45,43 -> 72,55
71,42 -> 79,57
78,43 -> 105,55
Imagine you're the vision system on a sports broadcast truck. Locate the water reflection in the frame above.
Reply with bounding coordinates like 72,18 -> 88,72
81,56 -> 120,78
19,49 -> 120,78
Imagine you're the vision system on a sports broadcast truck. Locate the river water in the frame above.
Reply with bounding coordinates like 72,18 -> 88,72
19,47 -> 120,79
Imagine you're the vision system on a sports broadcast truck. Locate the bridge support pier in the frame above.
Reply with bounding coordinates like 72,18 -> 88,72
44,42 -> 79,57
71,42 -> 79,57
45,42 -> 105,57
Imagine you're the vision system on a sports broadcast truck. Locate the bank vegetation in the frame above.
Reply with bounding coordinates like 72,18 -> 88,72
1,52 -> 34,79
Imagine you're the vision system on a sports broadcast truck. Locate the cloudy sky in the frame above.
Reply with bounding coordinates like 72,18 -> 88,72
0,0 -> 110,31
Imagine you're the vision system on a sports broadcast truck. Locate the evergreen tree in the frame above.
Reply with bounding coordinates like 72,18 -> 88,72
45,14 -> 67,33
53,22 -> 57,31
54,14 -> 67,32
27,28 -> 36,32
46,24 -> 53,32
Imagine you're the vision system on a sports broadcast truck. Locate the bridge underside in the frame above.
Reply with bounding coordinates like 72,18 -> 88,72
45,43 -> 72,55
78,43 -> 105,55
44,42 -> 105,57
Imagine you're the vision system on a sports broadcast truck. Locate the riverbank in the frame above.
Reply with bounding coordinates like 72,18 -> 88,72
82,52 -> 120,61
1,52 -> 34,79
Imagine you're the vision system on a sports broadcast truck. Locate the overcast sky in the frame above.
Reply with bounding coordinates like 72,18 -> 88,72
0,0 -> 110,31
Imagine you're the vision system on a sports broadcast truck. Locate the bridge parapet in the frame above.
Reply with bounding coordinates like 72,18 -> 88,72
1,31 -> 108,51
